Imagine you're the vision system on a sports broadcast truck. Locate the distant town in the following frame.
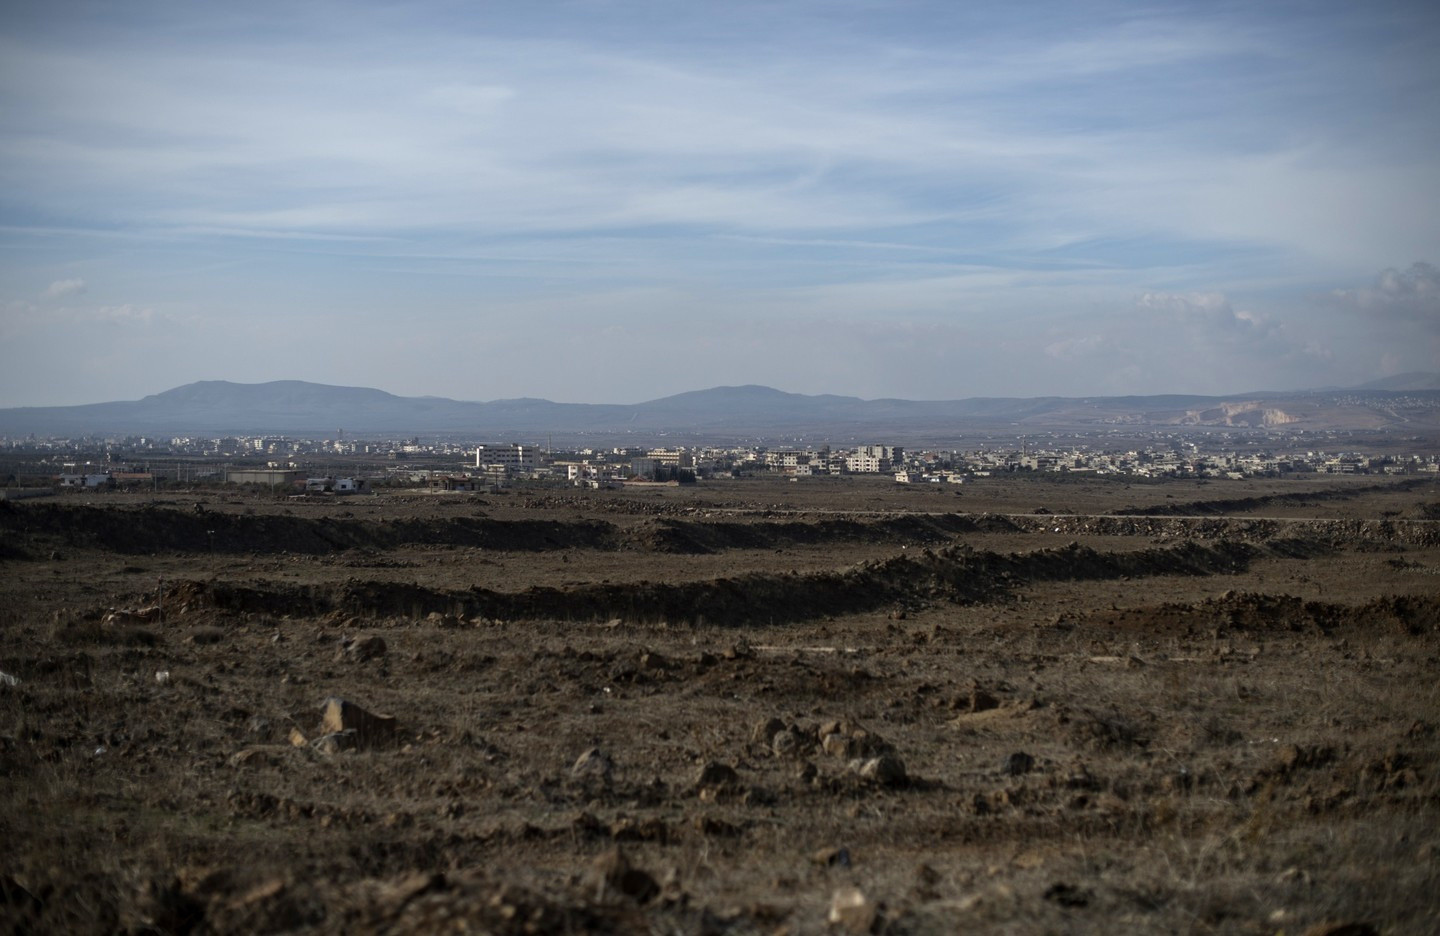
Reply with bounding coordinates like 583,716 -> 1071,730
4,428 -> 1438,496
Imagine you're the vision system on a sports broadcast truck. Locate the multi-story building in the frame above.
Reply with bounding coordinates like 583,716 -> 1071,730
646,449 -> 694,468
475,443 -> 539,473
845,445 -> 902,473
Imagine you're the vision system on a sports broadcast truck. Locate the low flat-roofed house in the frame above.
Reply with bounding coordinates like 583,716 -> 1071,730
429,475 -> 478,492
226,468 -> 304,486
58,472 -> 113,489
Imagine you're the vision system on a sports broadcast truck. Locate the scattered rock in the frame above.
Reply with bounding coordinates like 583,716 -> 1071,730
570,747 -> 615,781
912,863 -> 941,901
694,762 -> 741,800
1043,882 -> 1092,908
812,846 -> 851,868
319,697 -> 397,749
311,730 -> 359,756
819,720 -> 893,759
368,872 -> 447,913
857,755 -> 908,787
968,684 -> 999,713
1004,751 -> 1035,776
722,641 -> 753,660
828,886 -> 878,933
135,875 -> 204,935
336,635 -> 387,662
228,745 -> 294,768
752,717 -> 786,745
638,650 -> 669,671
589,847 -> 658,904
771,728 -> 804,758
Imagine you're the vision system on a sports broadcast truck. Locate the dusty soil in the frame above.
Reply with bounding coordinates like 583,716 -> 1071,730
2,474 -> 1438,934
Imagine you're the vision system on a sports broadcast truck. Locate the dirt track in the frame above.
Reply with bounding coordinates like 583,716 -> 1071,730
2,475 -> 1437,934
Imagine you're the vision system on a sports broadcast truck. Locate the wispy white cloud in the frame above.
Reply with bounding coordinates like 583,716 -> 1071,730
42,278 -> 86,299
91,303 -> 155,325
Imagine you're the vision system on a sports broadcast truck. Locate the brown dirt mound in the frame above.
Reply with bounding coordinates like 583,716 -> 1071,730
1083,592 -> 1440,637
116,539 -> 1262,627
1111,477 -> 1434,517
0,503 -> 620,555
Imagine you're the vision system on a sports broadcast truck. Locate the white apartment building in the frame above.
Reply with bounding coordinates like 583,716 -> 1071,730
845,445 -> 902,473
475,444 -> 539,472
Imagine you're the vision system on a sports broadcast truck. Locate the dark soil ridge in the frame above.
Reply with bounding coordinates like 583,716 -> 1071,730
128,540 -> 1262,626
2,500 -> 1434,558
1084,591 -> 1440,637
999,514 -> 1438,547
0,501 -> 618,556
1109,476 -> 1436,517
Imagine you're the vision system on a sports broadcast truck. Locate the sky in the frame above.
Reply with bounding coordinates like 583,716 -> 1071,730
2,0 -> 1438,407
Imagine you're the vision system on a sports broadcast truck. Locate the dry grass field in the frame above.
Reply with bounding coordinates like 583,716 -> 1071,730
2,473 -> 1438,934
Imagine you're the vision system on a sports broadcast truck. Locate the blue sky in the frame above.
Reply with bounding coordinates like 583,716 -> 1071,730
2,0 -> 1437,406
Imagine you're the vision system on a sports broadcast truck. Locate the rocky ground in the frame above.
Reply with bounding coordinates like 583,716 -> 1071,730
1,473 -> 1437,934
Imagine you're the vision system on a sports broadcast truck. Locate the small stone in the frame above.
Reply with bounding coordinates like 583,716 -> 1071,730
319,697 -> 397,749
913,863 -> 941,901
311,730 -> 358,756
828,886 -> 878,933
858,755 -> 908,787
227,745 -> 292,768
1043,882 -> 1092,908
1276,867 -> 1310,885
694,762 -> 741,798
1004,752 -> 1035,776
772,729 -> 802,758
752,717 -> 786,745
570,747 -> 614,781
336,635 -> 387,662
969,684 -> 999,712
722,641 -> 753,660
590,847 -> 658,904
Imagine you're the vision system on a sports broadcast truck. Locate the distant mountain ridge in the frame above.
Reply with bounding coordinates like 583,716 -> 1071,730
1,377 -> 1438,440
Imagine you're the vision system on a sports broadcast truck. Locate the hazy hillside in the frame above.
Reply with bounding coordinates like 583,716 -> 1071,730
1,378 -> 1438,439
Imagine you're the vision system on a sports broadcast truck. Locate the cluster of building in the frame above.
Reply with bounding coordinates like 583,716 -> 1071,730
9,434 -> 1440,496
733,444 -> 1439,481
